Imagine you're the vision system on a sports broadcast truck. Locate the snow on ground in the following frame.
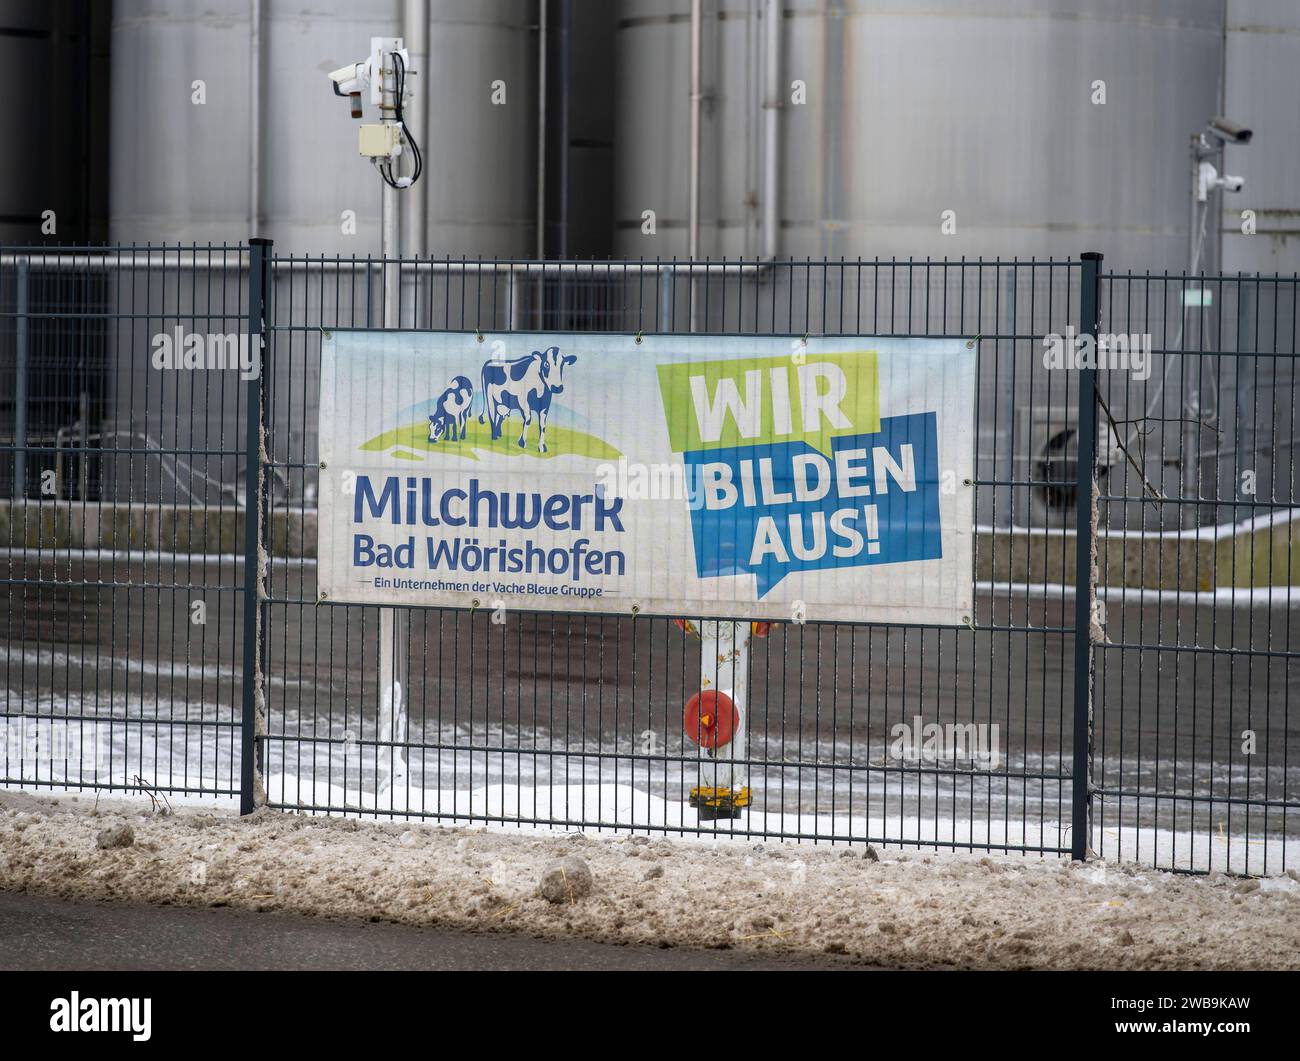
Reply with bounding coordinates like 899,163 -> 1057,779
4,763 -> 1294,877
266,774 -> 1296,877
4,702 -> 1294,877
1,789 -> 1297,970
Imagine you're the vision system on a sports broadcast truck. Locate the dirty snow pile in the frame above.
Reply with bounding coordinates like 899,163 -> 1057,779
0,791 -> 1297,970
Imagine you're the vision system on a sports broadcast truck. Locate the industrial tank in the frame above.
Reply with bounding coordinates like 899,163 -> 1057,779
1221,0 -> 1300,276
611,0 -> 1254,530
101,0 -> 540,506
423,0 -> 539,257
109,0 -> 537,256
613,0 -> 1226,270
1208,2 -> 1300,524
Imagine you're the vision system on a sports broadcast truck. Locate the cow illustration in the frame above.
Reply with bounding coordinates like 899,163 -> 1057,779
428,374 -> 475,443
477,346 -> 577,453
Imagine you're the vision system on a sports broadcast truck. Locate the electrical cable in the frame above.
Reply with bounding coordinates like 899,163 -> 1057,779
372,51 -> 422,189
392,51 -> 422,186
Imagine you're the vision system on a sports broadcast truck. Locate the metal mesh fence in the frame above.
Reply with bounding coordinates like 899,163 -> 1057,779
0,244 -> 1295,873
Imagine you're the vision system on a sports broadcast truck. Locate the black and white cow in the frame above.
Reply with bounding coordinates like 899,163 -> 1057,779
428,375 -> 475,443
478,346 -> 577,453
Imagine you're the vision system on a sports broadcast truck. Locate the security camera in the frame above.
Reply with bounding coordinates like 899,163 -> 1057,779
324,36 -> 421,187
327,62 -> 361,89
328,60 -> 369,118
1197,161 -> 1245,200
1208,117 -> 1253,145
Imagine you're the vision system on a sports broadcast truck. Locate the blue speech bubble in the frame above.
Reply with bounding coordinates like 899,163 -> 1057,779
681,411 -> 942,598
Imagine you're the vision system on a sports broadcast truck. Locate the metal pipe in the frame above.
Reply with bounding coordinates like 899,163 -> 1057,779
402,0 -> 429,263
1188,134 -> 1203,273
536,0 -> 548,259
821,2 -> 844,259
378,52 -> 408,793
688,0 -> 704,331
0,252 -> 251,270
380,42 -> 401,321
271,259 -> 769,276
686,3 -> 745,825
688,0 -> 702,261
14,257 -> 28,498
557,0 -> 571,259
761,0 -> 781,261
1183,134 -> 1207,527
377,191 -> 408,790
249,0 -> 265,236
382,190 -> 400,320
0,256 -> 769,277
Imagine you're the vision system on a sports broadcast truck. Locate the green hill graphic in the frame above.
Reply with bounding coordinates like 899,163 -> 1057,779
359,419 -> 621,462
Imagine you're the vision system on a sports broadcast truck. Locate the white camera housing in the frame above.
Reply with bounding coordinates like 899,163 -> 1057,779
1197,161 -> 1245,200
326,35 -> 417,171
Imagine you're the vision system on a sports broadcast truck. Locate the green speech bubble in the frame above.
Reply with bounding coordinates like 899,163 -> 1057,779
656,350 -> 879,455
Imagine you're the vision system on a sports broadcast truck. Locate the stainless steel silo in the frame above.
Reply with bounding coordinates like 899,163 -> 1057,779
423,0 -> 539,256
1201,2 -> 1300,523
614,0 -> 1226,268
109,0 -> 403,252
1221,0 -> 1300,276
103,0 -> 541,504
109,0 -> 538,256
612,0 -> 1240,529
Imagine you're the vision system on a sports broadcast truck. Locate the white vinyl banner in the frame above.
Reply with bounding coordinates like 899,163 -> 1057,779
317,331 -> 975,625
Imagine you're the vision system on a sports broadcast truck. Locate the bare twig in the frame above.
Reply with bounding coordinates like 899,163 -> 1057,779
1095,391 -> 1165,504
131,774 -> 173,815
1106,413 -> 1221,435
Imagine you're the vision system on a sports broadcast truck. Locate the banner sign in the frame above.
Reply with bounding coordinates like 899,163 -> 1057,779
317,331 -> 975,624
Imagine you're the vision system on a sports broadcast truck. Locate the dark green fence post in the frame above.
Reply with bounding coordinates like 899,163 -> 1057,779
1072,251 -> 1102,860
241,237 -> 273,815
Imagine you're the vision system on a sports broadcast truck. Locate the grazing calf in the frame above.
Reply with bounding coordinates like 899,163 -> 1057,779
428,375 -> 475,442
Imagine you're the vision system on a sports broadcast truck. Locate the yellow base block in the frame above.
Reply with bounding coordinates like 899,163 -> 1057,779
689,786 -> 751,810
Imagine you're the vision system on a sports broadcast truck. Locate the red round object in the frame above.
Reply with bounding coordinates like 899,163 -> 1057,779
684,690 -> 739,749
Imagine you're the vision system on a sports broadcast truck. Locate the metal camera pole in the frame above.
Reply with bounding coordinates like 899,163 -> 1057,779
679,0 -> 751,822
377,68 -> 408,795
327,35 -> 421,796
377,157 -> 405,795
1182,119 -> 1250,528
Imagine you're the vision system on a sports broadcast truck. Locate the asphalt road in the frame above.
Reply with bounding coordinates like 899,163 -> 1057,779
0,890 -> 857,971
